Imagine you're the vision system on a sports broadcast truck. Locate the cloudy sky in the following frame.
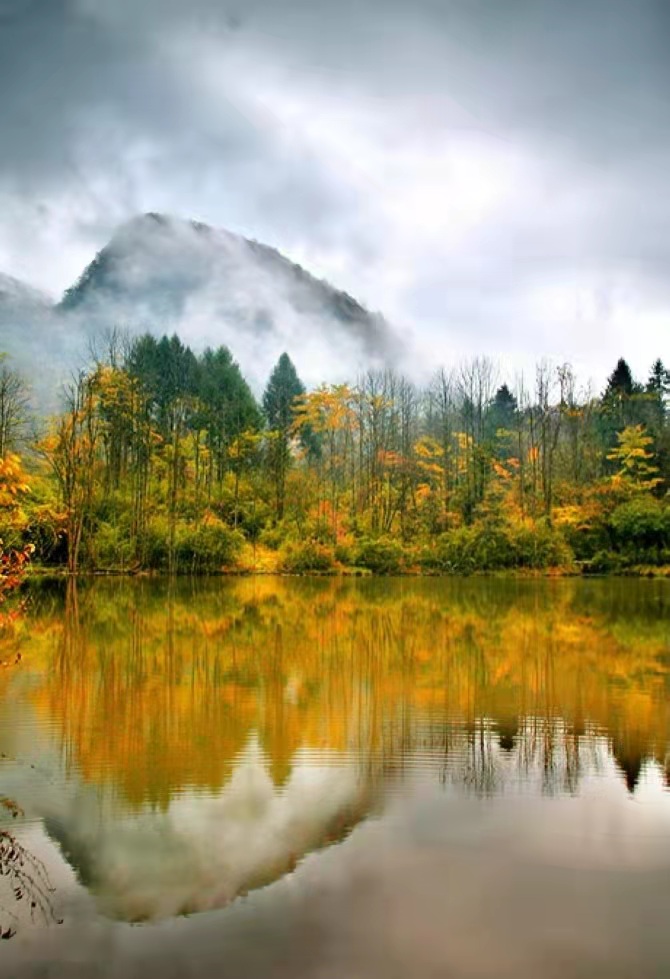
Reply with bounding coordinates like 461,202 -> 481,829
0,0 -> 668,388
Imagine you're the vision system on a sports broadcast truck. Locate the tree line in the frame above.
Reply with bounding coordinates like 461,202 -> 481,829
0,336 -> 668,574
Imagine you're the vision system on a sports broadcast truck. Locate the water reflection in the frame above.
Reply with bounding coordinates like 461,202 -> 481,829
0,576 -> 669,923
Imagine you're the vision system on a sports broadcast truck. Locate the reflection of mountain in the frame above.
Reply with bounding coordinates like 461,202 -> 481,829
20,577 -> 670,804
42,738 -> 374,922
3,576 -> 669,922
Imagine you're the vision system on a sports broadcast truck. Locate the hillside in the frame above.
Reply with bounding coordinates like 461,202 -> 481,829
0,213 -> 401,402
57,213 -> 399,379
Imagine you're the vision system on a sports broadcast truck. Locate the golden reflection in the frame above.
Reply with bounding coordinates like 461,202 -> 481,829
14,577 -> 670,807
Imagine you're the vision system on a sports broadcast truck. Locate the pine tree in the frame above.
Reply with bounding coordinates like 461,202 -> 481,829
263,354 -> 306,520
604,358 -> 634,399
601,358 -> 644,447
487,384 -> 518,431
263,354 -> 305,432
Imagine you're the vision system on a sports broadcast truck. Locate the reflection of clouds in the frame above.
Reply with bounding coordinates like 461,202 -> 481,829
43,736 -> 371,922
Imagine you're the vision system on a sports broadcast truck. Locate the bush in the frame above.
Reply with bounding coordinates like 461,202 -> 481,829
334,542 -> 355,566
139,516 -> 170,569
139,516 -> 243,572
420,527 -> 478,574
608,497 -> 670,565
90,521 -> 135,570
280,540 -> 336,573
587,550 -> 626,574
562,520 -> 610,562
258,525 -> 287,551
175,522 -> 244,573
507,523 -> 574,569
419,521 -> 574,573
352,537 -> 404,574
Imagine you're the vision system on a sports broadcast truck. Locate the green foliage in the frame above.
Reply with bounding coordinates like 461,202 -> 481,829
352,537 -> 404,574
607,496 -> 670,566
333,541 -> 355,565
258,525 -> 287,551
175,523 -> 244,573
279,540 -> 336,573
587,550 -> 627,574
420,522 -> 574,573
262,353 -> 305,432
90,522 -> 135,570
139,517 -> 243,572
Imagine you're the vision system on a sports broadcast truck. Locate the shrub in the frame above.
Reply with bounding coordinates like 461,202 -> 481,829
139,516 -> 170,569
139,516 -> 243,572
90,521 -> 135,570
608,497 -> 670,564
280,540 -> 336,573
420,527 -> 478,574
561,520 -> 610,562
175,522 -> 244,573
507,523 -> 574,569
419,521 -> 574,573
352,537 -> 404,574
334,541 -> 355,566
587,550 -> 626,574
258,525 -> 287,551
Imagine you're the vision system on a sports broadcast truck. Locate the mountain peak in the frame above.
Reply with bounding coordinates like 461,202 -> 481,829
1,214 -> 400,399
57,213 -> 398,368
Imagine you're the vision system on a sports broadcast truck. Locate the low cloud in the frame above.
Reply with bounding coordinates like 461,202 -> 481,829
0,0 -> 668,390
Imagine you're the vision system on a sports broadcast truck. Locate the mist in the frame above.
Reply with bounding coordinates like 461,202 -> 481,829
1,0 -> 668,388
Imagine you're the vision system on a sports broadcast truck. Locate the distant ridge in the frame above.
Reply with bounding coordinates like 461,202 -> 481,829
0,212 -> 402,404
57,212 -> 396,358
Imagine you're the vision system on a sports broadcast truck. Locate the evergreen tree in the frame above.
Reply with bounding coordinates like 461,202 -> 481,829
196,346 -> 261,486
263,353 -> 305,432
484,384 -> 518,461
604,358 -> 634,399
487,384 -> 518,431
263,353 -> 305,520
647,358 -> 669,395
600,358 -> 644,450
645,359 -> 670,485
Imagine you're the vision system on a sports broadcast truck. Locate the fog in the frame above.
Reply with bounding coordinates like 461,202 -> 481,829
1,0 -> 668,389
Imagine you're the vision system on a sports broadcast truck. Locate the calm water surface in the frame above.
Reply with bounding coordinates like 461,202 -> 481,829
1,576 -> 669,978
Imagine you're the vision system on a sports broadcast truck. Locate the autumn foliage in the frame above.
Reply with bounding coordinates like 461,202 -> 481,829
0,341 -> 668,574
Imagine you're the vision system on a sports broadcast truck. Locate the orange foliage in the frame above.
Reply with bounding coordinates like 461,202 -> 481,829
11,578 -> 670,809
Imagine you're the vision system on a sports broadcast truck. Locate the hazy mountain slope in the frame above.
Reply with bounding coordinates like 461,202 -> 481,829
0,274 -> 75,412
57,212 -> 399,386
0,213 -> 401,406
0,272 -> 51,310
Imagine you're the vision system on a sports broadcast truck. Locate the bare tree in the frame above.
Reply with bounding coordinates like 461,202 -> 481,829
457,357 -> 498,519
43,371 -> 101,573
0,359 -> 30,458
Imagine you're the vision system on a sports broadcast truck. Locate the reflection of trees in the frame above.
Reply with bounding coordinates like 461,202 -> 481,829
0,827 -> 61,938
18,576 -> 670,805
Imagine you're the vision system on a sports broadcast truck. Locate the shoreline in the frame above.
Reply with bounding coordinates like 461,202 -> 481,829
25,565 -> 670,580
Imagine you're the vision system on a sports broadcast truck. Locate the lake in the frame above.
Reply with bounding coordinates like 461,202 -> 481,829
1,576 -> 669,978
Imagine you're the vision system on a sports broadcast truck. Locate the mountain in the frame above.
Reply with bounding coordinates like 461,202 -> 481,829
0,272 -> 51,311
58,213 -> 400,381
0,213 -> 401,406
0,274 -> 75,411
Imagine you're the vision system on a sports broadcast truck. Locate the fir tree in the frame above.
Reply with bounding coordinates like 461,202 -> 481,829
604,358 -> 634,399
263,353 -> 306,520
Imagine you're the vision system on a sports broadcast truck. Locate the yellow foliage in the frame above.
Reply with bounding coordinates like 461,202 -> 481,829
15,578 -> 670,809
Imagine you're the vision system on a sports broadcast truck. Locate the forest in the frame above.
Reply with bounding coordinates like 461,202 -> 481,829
0,334 -> 669,576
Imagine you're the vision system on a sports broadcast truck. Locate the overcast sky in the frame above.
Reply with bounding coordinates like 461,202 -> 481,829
0,0 -> 668,388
